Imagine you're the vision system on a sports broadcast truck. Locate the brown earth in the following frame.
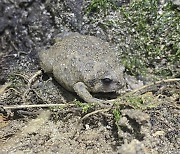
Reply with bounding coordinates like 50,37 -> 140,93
0,0 -> 179,154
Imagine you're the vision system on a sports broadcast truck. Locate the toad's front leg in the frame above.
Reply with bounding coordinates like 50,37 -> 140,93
73,82 -> 113,106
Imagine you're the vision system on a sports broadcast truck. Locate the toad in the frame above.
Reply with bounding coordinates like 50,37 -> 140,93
39,33 -> 127,104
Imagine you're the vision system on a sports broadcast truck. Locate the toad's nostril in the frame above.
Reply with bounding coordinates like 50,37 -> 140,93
101,78 -> 113,84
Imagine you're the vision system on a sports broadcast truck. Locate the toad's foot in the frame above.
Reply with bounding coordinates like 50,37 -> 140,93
73,82 -> 114,106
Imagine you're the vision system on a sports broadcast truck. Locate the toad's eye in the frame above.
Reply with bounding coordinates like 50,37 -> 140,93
101,78 -> 113,84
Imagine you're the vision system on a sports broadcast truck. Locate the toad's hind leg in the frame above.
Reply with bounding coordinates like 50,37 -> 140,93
73,82 -> 113,106
39,50 -> 54,73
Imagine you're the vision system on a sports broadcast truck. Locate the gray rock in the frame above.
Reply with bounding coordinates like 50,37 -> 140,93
119,139 -> 149,154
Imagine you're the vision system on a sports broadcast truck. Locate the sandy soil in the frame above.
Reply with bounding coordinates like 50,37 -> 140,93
0,1 -> 179,154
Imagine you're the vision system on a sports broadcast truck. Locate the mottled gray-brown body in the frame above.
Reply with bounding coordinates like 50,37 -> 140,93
39,33 -> 126,104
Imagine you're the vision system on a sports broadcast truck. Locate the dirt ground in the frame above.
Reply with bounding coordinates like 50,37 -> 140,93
0,0 -> 179,154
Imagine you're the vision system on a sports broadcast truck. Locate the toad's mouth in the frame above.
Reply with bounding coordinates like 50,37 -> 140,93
92,92 -> 119,99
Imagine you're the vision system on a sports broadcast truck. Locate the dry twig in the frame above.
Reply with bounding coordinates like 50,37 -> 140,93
81,108 -> 111,122
0,82 -> 12,95
2,103 -> 75,110
72,108 -> 111,138
22,70 -> 42,102
27,70 -> 42,88
124,78 -> 180,96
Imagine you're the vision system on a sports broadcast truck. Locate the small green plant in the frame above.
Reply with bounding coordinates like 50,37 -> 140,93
116,92 -> 159,110
75,101 -> 94,113
113,108 -> 121,130
125,95 -> 144,109
122,56 -> 147,76
119,0 -> 180,77
86,0 -> 116,15
85,0 -> 179,78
